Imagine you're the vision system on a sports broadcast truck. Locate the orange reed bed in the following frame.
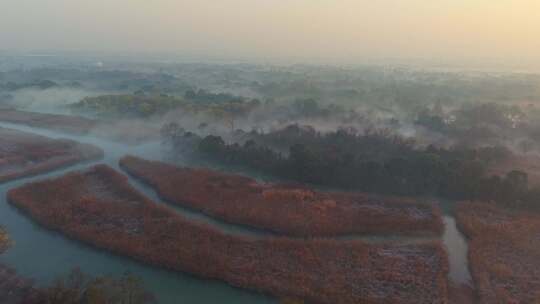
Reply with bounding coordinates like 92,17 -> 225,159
0,109 -> 97,135
8,165 -> 449,304
119,155 -> 443,237
456,202 -> 540,303
0,127 -> 103,183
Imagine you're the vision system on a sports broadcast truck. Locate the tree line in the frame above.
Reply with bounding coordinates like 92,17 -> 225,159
162,123 -> 539,209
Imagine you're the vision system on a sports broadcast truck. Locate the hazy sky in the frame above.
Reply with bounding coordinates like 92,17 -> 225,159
2,0 -> 539,67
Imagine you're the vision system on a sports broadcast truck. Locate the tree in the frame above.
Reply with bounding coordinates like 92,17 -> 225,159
198,135 -> 226,155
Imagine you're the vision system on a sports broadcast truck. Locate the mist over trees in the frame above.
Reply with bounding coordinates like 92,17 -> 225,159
1,0 -> 540,301
2,55 -> 540,303
3,59 -> 538,207
161,123 -> 539,208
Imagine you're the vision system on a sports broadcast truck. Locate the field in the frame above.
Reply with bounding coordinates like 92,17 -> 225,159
456,202 -> 540,303
119,156 -> 444,237
8,165 -> 450,304
0,127 -> 103,183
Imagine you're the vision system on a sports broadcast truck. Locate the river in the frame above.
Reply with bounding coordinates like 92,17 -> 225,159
0,122 -> 470,303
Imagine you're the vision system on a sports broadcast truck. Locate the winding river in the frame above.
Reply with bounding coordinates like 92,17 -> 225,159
0,121 -> 470,303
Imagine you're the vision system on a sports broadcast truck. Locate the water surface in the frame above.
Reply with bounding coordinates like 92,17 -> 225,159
0,122 -> 274,304
0,121 -> 472,303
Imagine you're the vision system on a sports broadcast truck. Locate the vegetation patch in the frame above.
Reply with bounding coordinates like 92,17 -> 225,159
0,227 -> 10,253
70,91 -> 261,121
0,263 -> 40,303
0,109 -> 97,135
33,268 -> 156,304
0,127 -> 103,183
8,165 -> 449,304
456,202 -> 540,303
120,155 -> 444,237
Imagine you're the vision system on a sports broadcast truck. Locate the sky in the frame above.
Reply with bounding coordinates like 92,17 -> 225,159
1,0 -> 539,68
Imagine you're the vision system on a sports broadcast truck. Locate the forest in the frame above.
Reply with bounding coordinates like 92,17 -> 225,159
69,90 -> 262,121
161,122 -> 540,210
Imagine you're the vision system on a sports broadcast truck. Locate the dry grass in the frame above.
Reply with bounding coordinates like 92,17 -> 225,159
0,127 -> 103,183
120,155 -> 443,237
456,202 -> 540,303
9,165 -> 450,304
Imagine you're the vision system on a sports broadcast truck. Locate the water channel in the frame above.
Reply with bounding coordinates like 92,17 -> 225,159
0,122 -> 471,303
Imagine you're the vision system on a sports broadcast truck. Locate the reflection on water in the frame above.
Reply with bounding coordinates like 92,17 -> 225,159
443,216 -> 472,283
0,121 -> 473,303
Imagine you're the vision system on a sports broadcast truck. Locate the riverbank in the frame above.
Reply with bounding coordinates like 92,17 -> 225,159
456,202 -> 540,303
120,155 -> 444,237
8,165 -> 450,304
0,127 -> 103,183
